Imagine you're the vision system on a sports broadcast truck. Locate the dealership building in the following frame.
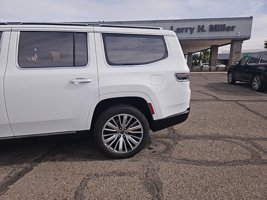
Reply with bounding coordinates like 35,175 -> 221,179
102,17 -> 253,67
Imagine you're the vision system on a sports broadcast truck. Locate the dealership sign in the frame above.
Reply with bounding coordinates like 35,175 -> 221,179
104,17 -> 252,40
170,24 -> 236,34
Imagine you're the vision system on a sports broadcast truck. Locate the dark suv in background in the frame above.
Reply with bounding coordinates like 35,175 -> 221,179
227,52 -> 267,91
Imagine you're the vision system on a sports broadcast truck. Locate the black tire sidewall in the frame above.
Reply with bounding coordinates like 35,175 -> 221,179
228,72 -> 235,84
93,105 -> 149,159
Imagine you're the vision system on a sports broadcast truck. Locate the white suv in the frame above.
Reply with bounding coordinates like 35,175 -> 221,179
0,23 -> 191,158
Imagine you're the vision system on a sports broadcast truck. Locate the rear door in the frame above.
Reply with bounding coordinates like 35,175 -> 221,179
0,31 -> 13,137
4,28 -> 99,136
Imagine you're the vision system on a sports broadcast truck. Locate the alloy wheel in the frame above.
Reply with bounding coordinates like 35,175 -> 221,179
252,76 -> 261,91
102,114 -> 143,153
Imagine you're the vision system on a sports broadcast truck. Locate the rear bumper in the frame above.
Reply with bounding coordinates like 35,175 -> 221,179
150,108 -> 190,132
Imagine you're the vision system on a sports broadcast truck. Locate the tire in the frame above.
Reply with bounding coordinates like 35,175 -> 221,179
251,75 -> 263,91
227,72 -> 236,84
93,104 -> 149,159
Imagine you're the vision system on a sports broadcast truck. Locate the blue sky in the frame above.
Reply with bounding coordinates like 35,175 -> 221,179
0,0 -> 266,51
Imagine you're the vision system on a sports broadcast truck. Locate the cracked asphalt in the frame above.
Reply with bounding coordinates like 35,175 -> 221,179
0,72 -> 266,200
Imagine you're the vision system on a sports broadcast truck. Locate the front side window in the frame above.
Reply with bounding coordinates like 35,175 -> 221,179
260,53 -> 267,64
18,31 -> 88,68
240,56 -> 249,66
103,33 -> 168,66
247,54 -> 260,64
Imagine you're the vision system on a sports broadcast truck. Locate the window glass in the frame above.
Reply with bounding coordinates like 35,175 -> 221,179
247,53 -> 260,64
260,53 -> 267,64
0,32 -> 2,50
103,33 -> 168,66
18,31 -> 88,68
74,32 -> 88,66
240,56 -> 249,66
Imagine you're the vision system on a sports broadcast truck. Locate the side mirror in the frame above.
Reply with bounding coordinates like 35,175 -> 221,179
235,61 -> 240,65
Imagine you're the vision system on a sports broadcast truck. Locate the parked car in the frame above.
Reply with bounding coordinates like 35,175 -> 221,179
201,63 -> 209,67
200,63 -> 210,71
227,52 -> 267,91
0,23 -> 191,158
215,63 -> 226,70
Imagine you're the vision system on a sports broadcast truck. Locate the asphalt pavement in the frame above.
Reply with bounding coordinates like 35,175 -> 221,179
0,72 -> 266,200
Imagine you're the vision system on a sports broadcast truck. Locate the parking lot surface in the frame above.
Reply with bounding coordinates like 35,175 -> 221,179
0,72 -> 266,200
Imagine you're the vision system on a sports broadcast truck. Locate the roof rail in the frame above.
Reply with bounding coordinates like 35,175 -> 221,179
0,22 -> 95,26
99,24 -> 163,30
0,22 -> 22,25
0,22 -> 163,30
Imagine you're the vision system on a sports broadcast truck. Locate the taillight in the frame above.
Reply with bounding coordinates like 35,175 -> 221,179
148,103 -> 155,115
175,73 -> 189,82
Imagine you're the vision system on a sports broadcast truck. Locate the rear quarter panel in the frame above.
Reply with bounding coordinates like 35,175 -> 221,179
94,31 -> 190,120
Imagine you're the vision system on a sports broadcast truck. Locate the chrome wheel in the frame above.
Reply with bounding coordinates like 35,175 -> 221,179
102,114 -> 143,153
252,75 -> 261,91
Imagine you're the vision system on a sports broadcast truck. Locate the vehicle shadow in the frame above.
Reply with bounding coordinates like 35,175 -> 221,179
0,131 -> 266,167
0,133 -> 110,166
234,82 -> 267,94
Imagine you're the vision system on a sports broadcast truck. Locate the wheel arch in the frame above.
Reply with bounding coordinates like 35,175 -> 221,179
251,71 -> 263,81
88,97 -> 155,131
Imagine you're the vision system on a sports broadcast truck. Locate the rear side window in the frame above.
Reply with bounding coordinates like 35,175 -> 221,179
0,32 -> 2,45
260,53 -> 267,64
103,33 -> 168,66
247,54 -> 260,64
18,31 -> 88,68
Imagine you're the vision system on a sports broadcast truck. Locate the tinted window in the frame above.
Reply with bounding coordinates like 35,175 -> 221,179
240,56 -> 249,65
247,54 -> 260,64
103,33 -> 168,66
0,32 -> 2,53
74,33 -> 88,66
18,32 -> 88,68
260,53 -> 267,64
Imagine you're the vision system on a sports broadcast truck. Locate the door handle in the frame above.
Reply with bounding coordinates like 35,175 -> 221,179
70,78 -> 92,85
